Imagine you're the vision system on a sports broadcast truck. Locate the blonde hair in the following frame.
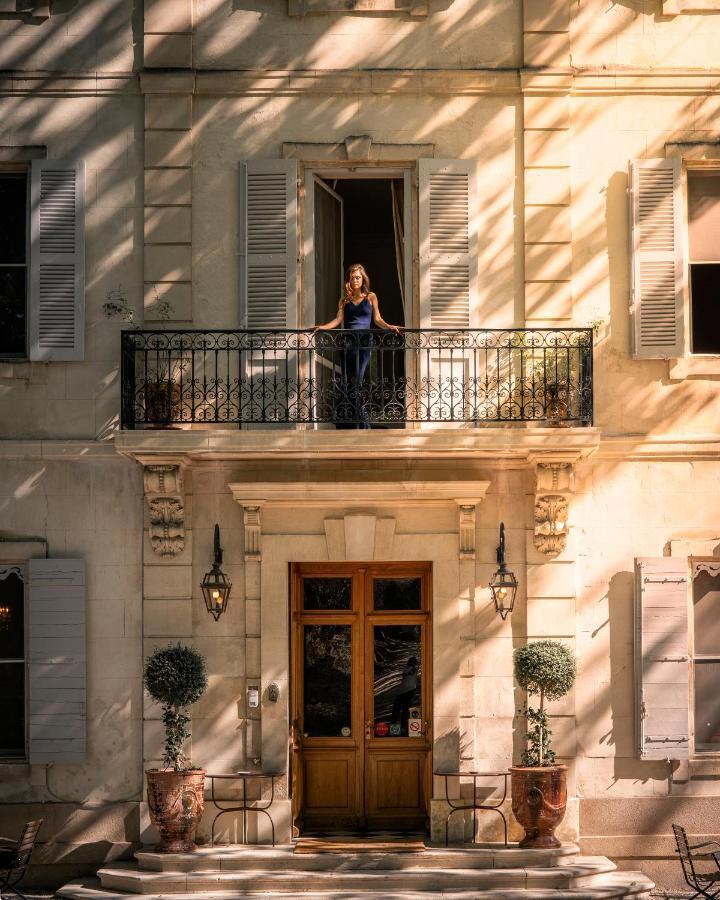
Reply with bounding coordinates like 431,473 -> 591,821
344,263 -> 370,300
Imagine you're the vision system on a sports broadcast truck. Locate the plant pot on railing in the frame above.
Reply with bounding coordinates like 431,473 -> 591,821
511,640 -> 577,849
544,383 -> 571,427
144,644 -> 208,852
144,381 -> 183,427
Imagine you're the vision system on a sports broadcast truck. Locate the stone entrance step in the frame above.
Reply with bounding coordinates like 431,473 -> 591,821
55,844 -> 654,900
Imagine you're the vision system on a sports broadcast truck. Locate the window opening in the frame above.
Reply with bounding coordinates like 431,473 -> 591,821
0,172 -> 29,358
0,566 -> 26,759
691,561 -> 720,753
687,171 -> 720,355
312,176 -> 407,430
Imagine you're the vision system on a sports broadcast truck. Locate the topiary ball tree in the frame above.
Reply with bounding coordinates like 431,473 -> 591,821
514,640 -> 576,767
144,643 -> 208,772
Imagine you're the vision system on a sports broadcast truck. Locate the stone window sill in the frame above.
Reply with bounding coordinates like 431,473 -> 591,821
0,361 -> 47,384
669,356 -> 720,378
663,0 -> 720,11
288,0 -> 427,16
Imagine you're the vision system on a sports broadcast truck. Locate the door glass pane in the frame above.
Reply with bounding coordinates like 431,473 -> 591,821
694,660 -> 720,750
373,624 -> 421,737
303,624 -> 352,737
303,577 -> 352,611
693,568 -> 720,656
373,577 -> 421,611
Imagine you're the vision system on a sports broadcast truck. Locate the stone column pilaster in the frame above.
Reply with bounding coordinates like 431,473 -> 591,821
143,0 -> 194,322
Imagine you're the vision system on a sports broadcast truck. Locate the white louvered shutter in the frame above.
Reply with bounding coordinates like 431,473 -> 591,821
28,559 -> 86,763
418,159 -> 478,329
634,557 -> 689,760
29,160 -> 85,361
239,159 -> 298,329
629,159 -> 685,359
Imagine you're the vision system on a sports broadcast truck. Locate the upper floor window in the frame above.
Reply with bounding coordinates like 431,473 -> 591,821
630,159 -> 720,362
0,171 -> 29,358
687,171 -> 720,355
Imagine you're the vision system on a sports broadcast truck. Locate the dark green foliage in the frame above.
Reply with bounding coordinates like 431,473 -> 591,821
144,644 -> 208,771
513,640 -> 576,767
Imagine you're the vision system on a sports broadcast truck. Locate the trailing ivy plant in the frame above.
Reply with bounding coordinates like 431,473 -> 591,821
144,643 -> 208,772
514,640 -> 576,767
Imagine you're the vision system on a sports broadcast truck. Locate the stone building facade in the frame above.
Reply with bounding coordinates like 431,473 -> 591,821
1,0 -> 720,889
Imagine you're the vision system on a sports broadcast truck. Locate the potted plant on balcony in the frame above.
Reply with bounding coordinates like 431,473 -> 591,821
511,640 -> 577,848
144,643 -> 208,852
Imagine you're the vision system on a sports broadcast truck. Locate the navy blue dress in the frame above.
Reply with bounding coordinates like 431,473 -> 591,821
339,296 -> 373,429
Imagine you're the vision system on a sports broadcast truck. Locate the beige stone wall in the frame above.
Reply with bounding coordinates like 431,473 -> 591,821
193,0 -> 521,70
0,449 -> 143,885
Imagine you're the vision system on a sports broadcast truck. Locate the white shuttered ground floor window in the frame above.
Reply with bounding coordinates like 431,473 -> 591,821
635,557 -> 720,759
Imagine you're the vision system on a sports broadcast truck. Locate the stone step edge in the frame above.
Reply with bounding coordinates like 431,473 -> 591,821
100,856 -> 617,882
58,873 -> 654,900
134,844 -> 581,871
97,860 -> 616,888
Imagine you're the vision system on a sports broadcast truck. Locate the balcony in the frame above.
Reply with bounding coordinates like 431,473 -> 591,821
120,328 -> 593,430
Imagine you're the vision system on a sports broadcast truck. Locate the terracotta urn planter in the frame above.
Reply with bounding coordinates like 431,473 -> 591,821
146,769 -> 205,852
510,765 -> 567,849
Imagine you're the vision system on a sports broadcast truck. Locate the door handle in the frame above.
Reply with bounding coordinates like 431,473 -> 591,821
365,720 -> 373,737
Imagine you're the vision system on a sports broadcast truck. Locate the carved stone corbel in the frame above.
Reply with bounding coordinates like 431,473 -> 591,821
243,505 -> 263,562
457,503 -> 477,560
532,460 -> 575,557
144,464 -> 185,557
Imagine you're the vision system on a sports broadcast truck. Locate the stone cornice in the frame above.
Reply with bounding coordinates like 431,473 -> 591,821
0,440 -> 119,460
2,67 -> 720,98
114,428 -> 601,464
0,72 -> 139,96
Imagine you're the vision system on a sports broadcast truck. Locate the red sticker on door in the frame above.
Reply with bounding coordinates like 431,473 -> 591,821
375,721 -> 389,737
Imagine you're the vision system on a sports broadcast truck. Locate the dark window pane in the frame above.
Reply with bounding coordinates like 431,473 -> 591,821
0,268 -> 26,356
693,568 -> 720,656
0,663 -> 25,757
373,577 -> 421,611
303,624 -> 351,737
691,264 -> 720,354
303,577 -> 351,611
0,174 -> 27,264
0,570 -> 24,659
373,624 -> 421,738
695,660 -> 720,751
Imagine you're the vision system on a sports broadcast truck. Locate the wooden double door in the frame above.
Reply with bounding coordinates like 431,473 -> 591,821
291,562 -> 432,832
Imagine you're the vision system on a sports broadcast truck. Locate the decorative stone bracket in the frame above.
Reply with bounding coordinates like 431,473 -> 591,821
531,458 -> 576,557
143,464 -> 185,557
243,505 -> 263,562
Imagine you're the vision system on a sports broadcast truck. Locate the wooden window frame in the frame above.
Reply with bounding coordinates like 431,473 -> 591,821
0,563 -> 28,763
689,557 -> 720,759
0,165 -> 30,361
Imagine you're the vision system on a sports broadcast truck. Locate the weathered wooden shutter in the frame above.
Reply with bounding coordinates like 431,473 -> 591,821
634,557 -> 689,760
28,559 -> 86,763
629,159 -> 685,359
418,159 -> 478,329
29,159 -> 85,361
239,159 -> 298,328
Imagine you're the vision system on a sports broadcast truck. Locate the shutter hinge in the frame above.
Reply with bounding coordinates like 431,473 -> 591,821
643,577 -> 686,584
640,699 -> 647,719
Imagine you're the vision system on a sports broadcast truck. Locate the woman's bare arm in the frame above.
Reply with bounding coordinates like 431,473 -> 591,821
369,293 -> 402,333
313,298 -> 344,331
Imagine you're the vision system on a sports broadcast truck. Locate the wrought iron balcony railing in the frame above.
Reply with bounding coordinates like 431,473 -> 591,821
120,328 -> 593,429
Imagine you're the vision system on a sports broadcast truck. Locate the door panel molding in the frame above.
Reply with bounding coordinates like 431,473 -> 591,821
291,561 -> 432,833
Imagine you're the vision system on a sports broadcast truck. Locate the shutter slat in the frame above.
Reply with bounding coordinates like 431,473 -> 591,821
419,159 -> 478,331
635,557 -> 689,760
240,160 -> 298,330
629,159 -> 685,359
30,160 -> 85,361
28,558 -> 86,764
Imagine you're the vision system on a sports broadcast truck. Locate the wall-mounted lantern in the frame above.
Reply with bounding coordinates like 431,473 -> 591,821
489,522 -> 518,620
201,524 -> 232,621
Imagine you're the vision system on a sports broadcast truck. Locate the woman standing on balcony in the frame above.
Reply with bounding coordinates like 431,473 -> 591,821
313,263 -> 402,429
